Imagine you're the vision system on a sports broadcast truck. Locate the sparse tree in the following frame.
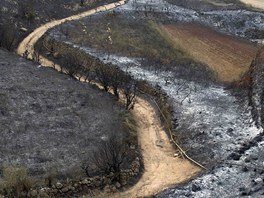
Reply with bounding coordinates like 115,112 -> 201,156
95,63 -> 112,92
123,76 -> 137,110
0,23 -> 16,51
18,0 -> 36,24
85,133 -> 128,181
63,53 -> 79,77
110,67 -> 123,100
80,0 -> 85,6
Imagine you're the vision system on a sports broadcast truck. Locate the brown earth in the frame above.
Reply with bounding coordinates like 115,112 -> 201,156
161,23 -> 258,83
240,0 -> 264,10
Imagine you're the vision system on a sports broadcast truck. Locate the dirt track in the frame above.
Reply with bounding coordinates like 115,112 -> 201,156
17,1 -> 125,58
120,97 -> 200,197
16,0 -> 200,197
240,0 -> 264,10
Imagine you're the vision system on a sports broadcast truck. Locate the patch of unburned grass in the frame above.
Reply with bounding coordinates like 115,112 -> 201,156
61,15 -> 191,64
121,110 -> 138,147
0,165 -> 34,197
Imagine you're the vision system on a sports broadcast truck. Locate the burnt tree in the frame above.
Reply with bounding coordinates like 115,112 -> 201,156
87,134 -> 128,181
123,76 -> 137,110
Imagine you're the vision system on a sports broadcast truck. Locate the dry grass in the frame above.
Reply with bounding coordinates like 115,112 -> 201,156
121,110 -> 138,147
0,165 -> 34,197
160,23 -> 258,83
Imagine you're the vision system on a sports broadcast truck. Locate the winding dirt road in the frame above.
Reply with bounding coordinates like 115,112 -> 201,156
16,1 -> 200,197
121,97 -> 200,197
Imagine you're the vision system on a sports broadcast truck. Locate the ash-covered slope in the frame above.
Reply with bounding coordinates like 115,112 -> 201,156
0,49 -> 123,177
155,58 -> 264,196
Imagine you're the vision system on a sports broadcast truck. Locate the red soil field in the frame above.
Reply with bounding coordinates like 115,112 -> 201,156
161,24 -> 258,83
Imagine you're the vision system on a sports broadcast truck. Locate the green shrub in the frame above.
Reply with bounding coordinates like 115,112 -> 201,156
0,165 -> 34,197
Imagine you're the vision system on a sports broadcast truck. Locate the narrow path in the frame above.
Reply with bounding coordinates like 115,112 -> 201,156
16,1 -> 201,197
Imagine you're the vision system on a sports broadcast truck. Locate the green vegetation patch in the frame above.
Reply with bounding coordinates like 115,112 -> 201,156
60,15 -> 190,64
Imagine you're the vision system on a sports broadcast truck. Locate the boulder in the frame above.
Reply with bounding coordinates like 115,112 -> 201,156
192,183 -> 201,192
56,182 -> 63,189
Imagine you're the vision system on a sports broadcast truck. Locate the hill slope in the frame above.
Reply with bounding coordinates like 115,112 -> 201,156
0,49 -> 123,177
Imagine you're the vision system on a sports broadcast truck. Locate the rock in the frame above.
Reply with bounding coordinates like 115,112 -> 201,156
252,184 -> 263,193
56,182 -> 63,189
240,187 -> 251,196
239,187 -> 246,192
244,157 -> 250,163
258,170 -> 264,175
104,185 -> 111,193
174,153 -> 179,157
227,128 -> 234,133
133,168 -> 139,174
82,179 -> 89,185
115,182 -> 121,188
53,52 -> 61,59
39,189 -> 49,198
192,183 -> 201,192
44,188 -> 51,194
20,27 -> 28,32
252,155 -> 258,160
241,190 -> 252,196
111,186 -> 117,192
61,187 -> 69,193
74,183 -> 78,188
254,178 -> 263,184
228,153 -> 241,161
242,143 -> 251,150
52,189 -> 58,194
30,190 -> 38,197
21,192 -> 27,197
184,192 -> 192,197
109,172 -> 114,177
121,180 -> 127,186
241,167 -> 248,172
215,132 -> 221,136
217,181 -> 222,185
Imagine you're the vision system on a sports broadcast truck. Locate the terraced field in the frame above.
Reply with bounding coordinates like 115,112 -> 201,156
161,24 -> 258,82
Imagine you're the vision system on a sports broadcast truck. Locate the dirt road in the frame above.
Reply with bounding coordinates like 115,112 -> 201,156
16,1 -> 200,197
240,0 -> 264,10
17,1 -> 125,58
120,97 -> 200,197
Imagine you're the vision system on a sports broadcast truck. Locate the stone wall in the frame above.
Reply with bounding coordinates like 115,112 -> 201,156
26,158 -> 141,197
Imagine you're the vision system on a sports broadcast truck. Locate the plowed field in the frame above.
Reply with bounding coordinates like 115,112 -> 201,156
161,24 -> 258,82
